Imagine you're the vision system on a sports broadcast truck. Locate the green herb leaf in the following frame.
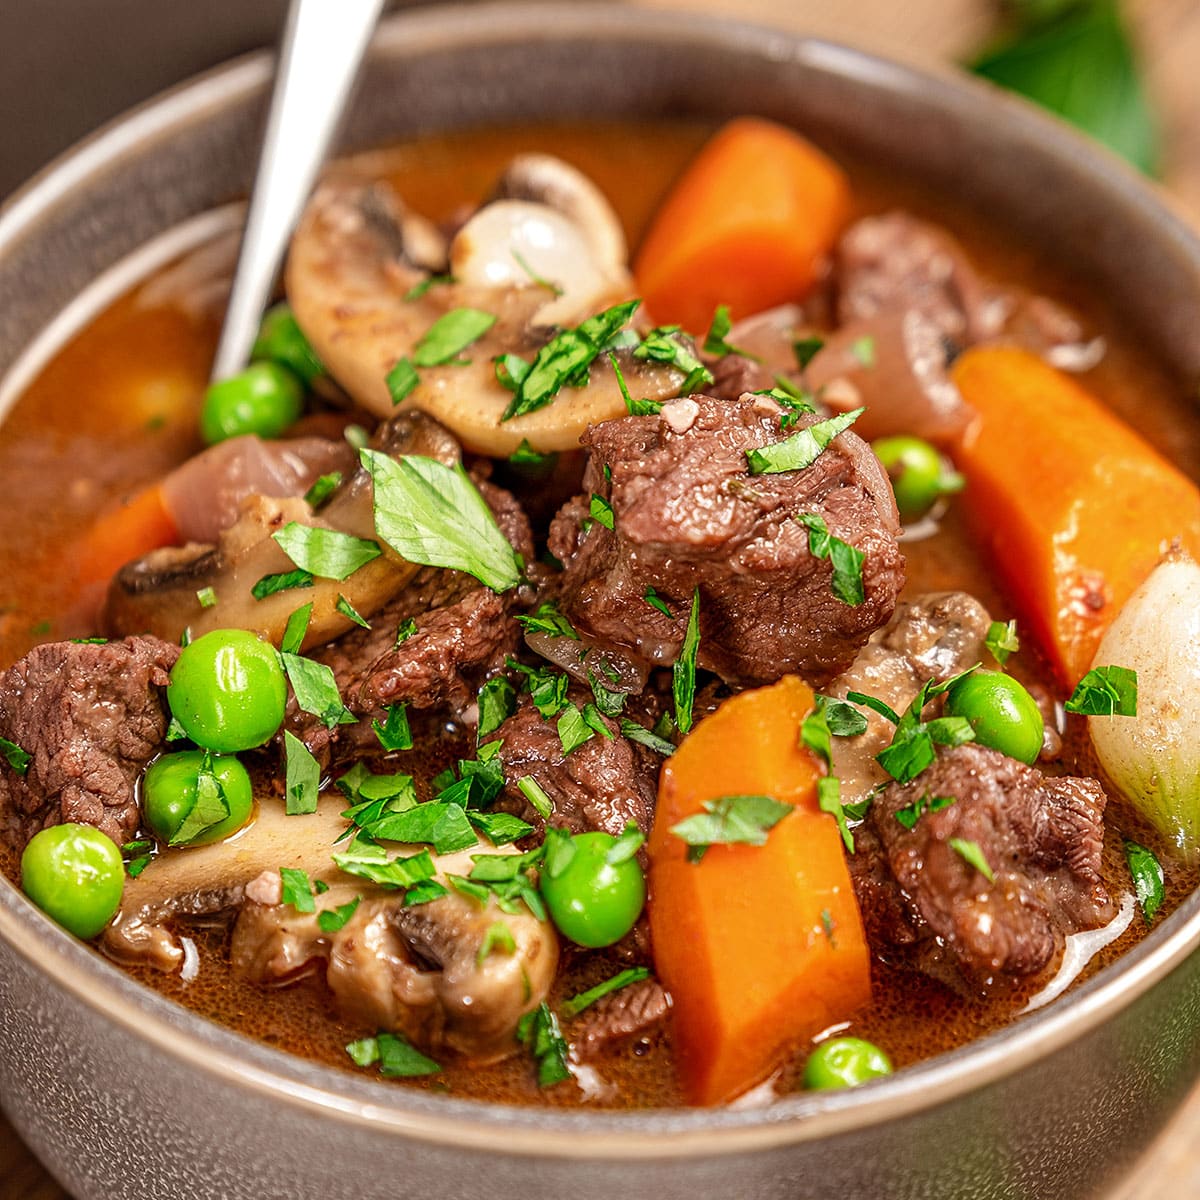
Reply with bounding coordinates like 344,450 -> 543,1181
477,920 -> 518,966
508,438 -> 554,467
517,775 -> 553,819
557,703 -> 595,756
670,794 -> 791,862
304,471 -> 342,509
845,690 -> 901,725
336,594 -> 371,630
609,352 -> 662,417
797,512 -> 865,606
793,336 -> 825,370
515,600 -> 578,640
817,776 -> 854,854
395,617 -> 418,645
508,658 -> 571,720
673,588 -> 701,734
561,967 -> 651,1019
868,667 -> 980,784
251,568 -> 314,600
517,1002 -> 572,1087
404,274 -> 455,302
949,837 -> 996,883
850,335 -> 877,368
413,308 -> 497,367
643,587 -> 673,618
404,879 -> 449,906
985,619 -> 1021,666
1065,665 -> 1138,716
503,300 -> 640,421
273,524 -> 381,581
589,494 -> 615,530
619,718 -> 675,757
606,823 -> 645,865
317,897 -> 360,933
587,668 -> 627,718
1124,838 -> 1165,925
361,450 -> 522,592
494,353 -> 533,394
511,249 -> 563,295
633,324 -> 713,394
893,791 -> 956,831
746,408 -> 864,475
702,304 -> 754,360
280,602 -> 313,655
282,652 -> 354,729
477,676 -> 517,740
0,736 -> 31,776
819,696 -> 870,738
386,358 -> 420,404
332,847 -> 437,891
372,703 -> 413,752
171,752 -> 230,845
468,810 -> 533,846
366,801 -> 478,855
347,1031 -> 441,1077
196,586 -> 217,609
280,867 -> 316,913
283,730 -> 320,815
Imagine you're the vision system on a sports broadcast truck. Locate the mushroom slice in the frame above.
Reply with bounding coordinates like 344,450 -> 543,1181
287,175 -> 683,456
232,845 -> 558,1062
102,792 -> 349,972
104,412 -> 458,652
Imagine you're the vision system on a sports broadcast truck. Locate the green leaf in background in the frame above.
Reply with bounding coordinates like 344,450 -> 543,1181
969,0 -> 1160,176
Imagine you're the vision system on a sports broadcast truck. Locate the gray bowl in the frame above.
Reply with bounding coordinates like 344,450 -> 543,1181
2,6 -> 1200,1199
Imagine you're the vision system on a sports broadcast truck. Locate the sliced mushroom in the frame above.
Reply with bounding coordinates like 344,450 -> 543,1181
102,792 -> 349,971
232,845 -> 558,1061
104,412 -> 456,651
286,171 -> 683,456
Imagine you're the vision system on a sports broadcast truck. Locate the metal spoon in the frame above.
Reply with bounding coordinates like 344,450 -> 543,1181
211,0 -> 385,382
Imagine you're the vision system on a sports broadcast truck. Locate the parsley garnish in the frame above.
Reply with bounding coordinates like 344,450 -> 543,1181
557,703 -> 595,756
746,408 -> 864,475
502,299 -> 640,421
643,587 -> 673,618
280,602 -> 313,654
517,1002 -> 571,1087
386,358 -> 419,404
673,588 -> 701,734
508,438 -> 554,467
172,752 -> 230,845
359,801 -> 477,856
850,335 -> 877,368
403,274 -> 455,302
1124,839 -> 1164,925
609,352 -> 663,416
317,897 -> 361,933
282,652 -> 354,729
467,810 -> 533,847
476,920 -> 518,966
893,791 -> 956,831
561,967 -> 651,1018
702,304 -> 754,359
508,658 -> 570,719
985,619 -> 1021,666
671,794 -> 792,863
587,668 -> 626,718
517,776 -> 553,819
372,703 -> 413,752
413,307 -> 496,366
796,513 -> 865,605
793,336 -> 825,369
346,1032 -> 440,1077
633,324 -> 712,394
1065,665 -> 1138,716
494,353 -> 532,394
395,617 -> 417,645
283,730 -> 320,814
361,450 -> 522,592
0,735 -> 31,776
280,867 -> 316,913
273,524 -> 381,581
949,837 -> 995,882
607,822 -> 645,864
589,494 -> 615,530
304,471 -> 342,508
335,594 -> 370,630
511,249 -> 563,295
818,696 -> 869,737
800,697 -> 854,852
619,718 -> 675,756
515,600 -> 578,640
477,676 -> 517,740
251,568 -> 314,601
196,586 -> 217,609
332,845 -> 438,890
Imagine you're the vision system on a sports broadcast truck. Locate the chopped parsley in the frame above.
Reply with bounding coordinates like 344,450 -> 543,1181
251,568 -> 314,601
619,718 -> 675,757
671,794 -> 792,863
561,967 -> 651,1018
817,696 -> 869,738
948,837 -> 995,883
303,471 -> 342,509
508,438 -> 554,467
557,703 -> 595,756
359,800 -> 477,856
607,822 -> 645,864
283,730 -> 320,815
476,920 -> 518,966
196,586 -> 217,609
793,336 -> 825,369
800,698 -> 854,852
346,1032 -> 440,1077
850,335 -> 877,368
280,867 -> 316,913
494,353 -> 532,394
1124,839 -> 1165,925
502,299 -> 640,421
403,274 -> 455,302
1065,665 -> 1138,716
361,450 -> 522,592
508,658 -> 570,720
633,325 -> 712,394
517,1002 -> 571,1087
413,307 -> 496,366
517,776 -> 553,819
587,668 -> 626,718
609,352 -> 664,417
171,752 -> 230,845
589,494 -> 615,530
516,600 -> 578,640
395,617 -> 418,645
673,588 -> 701,734
280,602 -> 313,654
467,810 -> 533,847
643,587 -> 673,618
273,524 -> 382,581
0,735 -> 31,776
372,703 -> 413,752
477,676 -> 517,740
335,594 -> 370,630
332,845 -> 438,891
282,652 -> 355,729
893,791 -> 956,831
386,358 -> 420,404
702,304 -> 753,360
985,619 -> 1021,666
317,897 -> 361,934
746,408 -> 864,475
511,249 -> 562,295
796,513 -> 865,606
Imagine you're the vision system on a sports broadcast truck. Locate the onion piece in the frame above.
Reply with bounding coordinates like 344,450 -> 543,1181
1088,553 -> 1200,863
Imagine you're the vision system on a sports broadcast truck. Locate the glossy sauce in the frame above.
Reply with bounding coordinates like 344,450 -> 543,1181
2,120 -> 1197,1108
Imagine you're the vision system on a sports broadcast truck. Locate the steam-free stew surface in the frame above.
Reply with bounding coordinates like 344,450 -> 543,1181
1,121 -> 1197,1107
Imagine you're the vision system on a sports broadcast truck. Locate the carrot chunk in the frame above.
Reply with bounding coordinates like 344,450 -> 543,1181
648,676 -> 871,1105
75,484 -> 179,588
633,117 -> 851,333
952,346 -> 1200,687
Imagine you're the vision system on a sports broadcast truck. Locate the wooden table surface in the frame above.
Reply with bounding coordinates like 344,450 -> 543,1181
4,1 -> 1200,1196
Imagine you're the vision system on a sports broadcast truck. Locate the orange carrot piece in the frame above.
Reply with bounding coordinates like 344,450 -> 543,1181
648,676 -> 871,1105
953,346 -> 1200,687
75,484 -> 179,589
633,117 -> 851,333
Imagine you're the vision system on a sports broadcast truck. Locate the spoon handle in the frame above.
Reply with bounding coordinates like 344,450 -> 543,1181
211,0 -> 385,382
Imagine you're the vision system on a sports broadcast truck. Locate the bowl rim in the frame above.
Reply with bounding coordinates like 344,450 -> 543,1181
3,0 -> 1200,1160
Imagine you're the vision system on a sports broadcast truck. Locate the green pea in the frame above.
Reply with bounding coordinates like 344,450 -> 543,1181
252,303 -> 324,386
167,629 -> 287,753
946,669 -> 1044,765
21,823 -> 125,940
804,1037 -> 893,1090
872,435 -> 964,522
143,750 -> 254,846
539,831 -> 646,948
199,361 -> 304,445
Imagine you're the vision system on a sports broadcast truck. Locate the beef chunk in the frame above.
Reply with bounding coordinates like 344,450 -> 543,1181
549,392 -> 904,688
852,744 -> 1112,988
0,636 -> 179,850
704,353 -> 775,401
494,693 -> 658,838
572,976 -> 670,1061
289,479 -> 531,765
